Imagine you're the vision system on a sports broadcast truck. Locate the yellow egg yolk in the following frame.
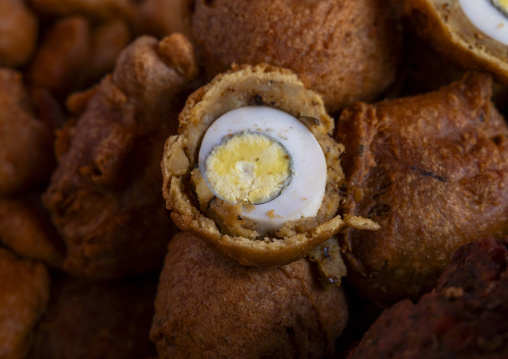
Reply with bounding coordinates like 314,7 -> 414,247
492,0 -> 508,16
205,131 -> 293,204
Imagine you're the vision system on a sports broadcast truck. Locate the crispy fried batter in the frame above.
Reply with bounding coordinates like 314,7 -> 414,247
0,0 -> 38,67
43,34 -> 197,278
29,274 -> 158,359
0,248 -> 50,359
336,72 -> 508,304
150,231 -> 348,359
348,237 -> 508,358
0,68 -> 55,196
29,0 -> 134,20
191,0 -> 401,112
134,0 -> 194,39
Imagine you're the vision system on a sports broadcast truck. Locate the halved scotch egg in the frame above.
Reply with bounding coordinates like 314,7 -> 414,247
161,64 -> 378,267
404,0 -> 508,85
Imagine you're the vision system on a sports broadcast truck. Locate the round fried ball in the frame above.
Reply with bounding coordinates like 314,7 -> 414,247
191,0 -> 402,112
150,231 -> 349,359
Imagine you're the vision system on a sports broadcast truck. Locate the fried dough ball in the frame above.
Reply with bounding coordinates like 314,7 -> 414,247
29,274 -> 158,359
162,63 -> 378,267
0,0 -> 38,67
151,231 -> 348,359
43,34 -> 197,278
190,0 -> 401,112
29,0 -> 134,20
0,68 -> 55,196
0,196 -> 65,268
403,0 -> 508,86
0,248 -> 50,359
348,237 -> 508,359
134,0 -> 194,39
336,72 -> 508,304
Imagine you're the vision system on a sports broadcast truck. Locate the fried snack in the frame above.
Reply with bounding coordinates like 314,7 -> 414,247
0,248 -> 50,359
162,63 -> 378,267
0,68 -> 55,196
190,0 -> 401,112
29,0 -> 134,20
43,34 -> 197,278
29,274 -> 158,359
347,237 -> 508,358
336,72 -> 508,304
0,0 -> 38,67
28,16 -> 92,98
403,0 -> 508,86
134,0 -> 194,39
0,196 -> 65,268
151,231 -> 348,359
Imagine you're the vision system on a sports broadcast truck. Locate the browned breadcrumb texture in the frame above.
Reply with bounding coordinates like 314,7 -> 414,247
162,63 -> 377,267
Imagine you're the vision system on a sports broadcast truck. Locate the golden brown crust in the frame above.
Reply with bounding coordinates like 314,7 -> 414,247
191,0 -> 402,112
0,248 -> 50,359
150,231 -> 348,359
404,0 -> 508,86
161,64 -> 351,267
336,72 -> 508,304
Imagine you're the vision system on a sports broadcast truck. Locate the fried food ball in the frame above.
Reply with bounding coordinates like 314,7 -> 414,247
336,72 -> 508,305
190,0 -> 401,112
0,68 -> 55,196
29,0 -> 134,20
43,34 -> 197,279
403,0 -> 508,86
0,0 -> 38,67
0,196 -> 65,268
134,0 -> 194,39
162,63 -> 378,267
29,274 -> 158,359
0,248 -> 50,359
150,231 -> 348,359
347,237 -> 508,359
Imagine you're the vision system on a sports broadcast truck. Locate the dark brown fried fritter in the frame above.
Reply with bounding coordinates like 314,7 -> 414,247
0,0 -> 38,67
190,0 -> 401,112
43,34 -> 197,279
336,72 -> 508,304
0,196 -> 65,268
29,0 -> 134,20
0,248 -> 50,359
29,274 -> 158,359
0,68 -> 55,196
151,231 -> 348,359
347,237 -> 508,359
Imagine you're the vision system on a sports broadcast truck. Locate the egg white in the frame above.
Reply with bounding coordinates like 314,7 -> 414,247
198,106 -> 327,233
459,0 -> 508,45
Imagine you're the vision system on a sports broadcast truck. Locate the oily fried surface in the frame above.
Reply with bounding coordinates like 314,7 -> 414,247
0,196 -> 65,268
151,231 -> 348,359
43,34 -> 197,279
191,0 -> 401,112
29,0 -> 134,20
0,68 -> 55,196
134,0 -> 194,39
336,72 -> 508,304
347,237 -> 508,359
0,0 -> 38,67
0,248 -> 50,359
29,274 -> 158,359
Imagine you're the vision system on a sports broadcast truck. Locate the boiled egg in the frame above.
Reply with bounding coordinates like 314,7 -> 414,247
459,0 -> 508,44
198,106 -> 327,234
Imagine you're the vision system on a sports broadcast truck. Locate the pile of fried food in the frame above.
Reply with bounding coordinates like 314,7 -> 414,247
1,0 -> 507,358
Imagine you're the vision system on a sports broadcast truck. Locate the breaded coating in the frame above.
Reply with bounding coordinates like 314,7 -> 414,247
0,68 -> 55,196
29,0 -> 134,20
0,0 -> 38,67
191,0 -> 401,112
29,274 -> 158,359
0,248 -> 50,359
336,72 -> 508,304
43,34 -> 197,278
150,232 -> 348,359
0,196 -> 65,268
403,0 -> 508,86
348,237 -> 508,359
134,0 -> 194,39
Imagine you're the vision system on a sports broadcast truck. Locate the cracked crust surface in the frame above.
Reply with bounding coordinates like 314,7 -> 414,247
150,231 -> 348,359
162,64 -> 353,267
